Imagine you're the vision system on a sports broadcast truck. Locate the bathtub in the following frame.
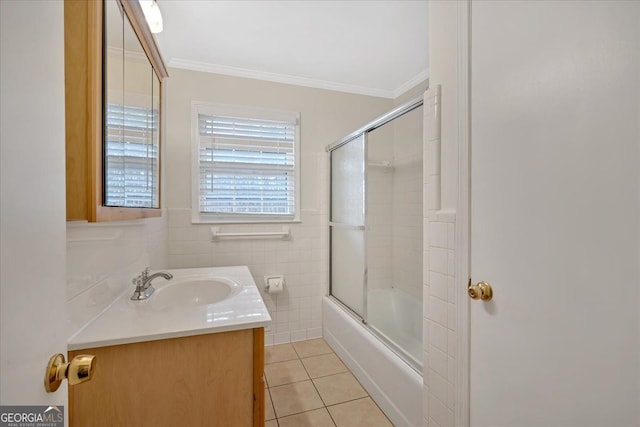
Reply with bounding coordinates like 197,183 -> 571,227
367,288 -> 423,367
323,289 -> 423,427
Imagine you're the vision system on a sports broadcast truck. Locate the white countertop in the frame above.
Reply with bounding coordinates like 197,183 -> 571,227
68,266 -> 272,351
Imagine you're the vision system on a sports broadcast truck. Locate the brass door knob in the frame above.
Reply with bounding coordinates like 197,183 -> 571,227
468,281 -> 493,301
44,353 -> 96,392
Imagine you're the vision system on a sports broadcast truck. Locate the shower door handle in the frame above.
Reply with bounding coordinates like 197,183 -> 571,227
468,280 -> 493,301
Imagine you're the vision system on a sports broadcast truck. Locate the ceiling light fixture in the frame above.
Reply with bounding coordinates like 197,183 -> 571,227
139,0 -> 163,34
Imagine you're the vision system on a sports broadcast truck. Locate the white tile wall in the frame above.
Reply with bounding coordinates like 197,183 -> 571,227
423,86 -> 457,427
166,155 -> 329,345
66,212 -> 168,339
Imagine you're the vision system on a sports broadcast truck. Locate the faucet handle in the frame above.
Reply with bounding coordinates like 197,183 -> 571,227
141,267 -> 150,280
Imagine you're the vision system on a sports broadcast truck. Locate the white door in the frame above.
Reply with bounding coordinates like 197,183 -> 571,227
1,0 -> 68,416
470,1 -> 639,426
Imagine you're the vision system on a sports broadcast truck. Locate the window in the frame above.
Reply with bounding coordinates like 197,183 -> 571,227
192,102 -> 300,223
105,103 -> 159,208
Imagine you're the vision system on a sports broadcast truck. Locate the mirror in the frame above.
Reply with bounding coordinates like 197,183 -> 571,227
104,0 -> 160,209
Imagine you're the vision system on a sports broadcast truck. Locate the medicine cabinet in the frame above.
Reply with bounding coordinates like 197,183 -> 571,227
65,0 -> 168,222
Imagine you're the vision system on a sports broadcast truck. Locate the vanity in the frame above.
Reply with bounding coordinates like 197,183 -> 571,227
67,266 -> 271,427
63,2 -> 271,424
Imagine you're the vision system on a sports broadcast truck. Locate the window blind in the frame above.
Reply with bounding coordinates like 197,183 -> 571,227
105,104 -> 159,208
198,113 -> 296,218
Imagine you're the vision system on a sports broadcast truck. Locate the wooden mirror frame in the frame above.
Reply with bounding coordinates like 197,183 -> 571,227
65,0 -> 168,222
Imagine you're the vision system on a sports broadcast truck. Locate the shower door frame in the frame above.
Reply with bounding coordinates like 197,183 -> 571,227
327,95 -> 425,373
328,132 -> 369,321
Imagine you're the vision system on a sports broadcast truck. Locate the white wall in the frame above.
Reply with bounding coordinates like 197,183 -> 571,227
394,80 -> 429,107
0,0 -> 67,405
164,68 -> 392,344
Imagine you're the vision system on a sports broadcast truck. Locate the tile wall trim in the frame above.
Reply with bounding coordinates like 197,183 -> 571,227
424,85 -> 460,427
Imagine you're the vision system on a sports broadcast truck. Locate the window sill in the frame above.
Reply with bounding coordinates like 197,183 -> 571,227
191,218 -> 302,225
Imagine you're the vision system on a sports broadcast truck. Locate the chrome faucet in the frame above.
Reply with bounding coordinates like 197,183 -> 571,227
130,268 -> 173,300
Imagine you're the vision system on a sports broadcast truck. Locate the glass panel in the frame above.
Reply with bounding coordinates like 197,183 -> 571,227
331,135 -> 364,225
331,227 -> 365,317
104,0 -> 124,204
366,105 -> 424,367
151,72 -> 160,208
104,0 -> 159,208
330,135 -> 365,317
366,120 -> 394,294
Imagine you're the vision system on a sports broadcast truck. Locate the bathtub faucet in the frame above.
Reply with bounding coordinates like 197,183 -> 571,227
131,268 -> 173,300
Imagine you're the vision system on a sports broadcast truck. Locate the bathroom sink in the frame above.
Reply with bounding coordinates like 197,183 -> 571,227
146,276 -> 242,311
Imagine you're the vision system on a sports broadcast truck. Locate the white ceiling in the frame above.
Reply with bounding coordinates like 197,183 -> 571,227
154,1 -> 428,99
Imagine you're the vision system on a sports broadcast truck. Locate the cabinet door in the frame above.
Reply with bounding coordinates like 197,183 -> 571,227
103,0 -> 159,212
151,71 -> 161,207
103,0 -> 125,208
65,0 -> 167,222
104,9 -> 158,209
69,330 -> 255,426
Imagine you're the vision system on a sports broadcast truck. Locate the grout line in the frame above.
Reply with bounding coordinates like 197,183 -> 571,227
268,378 -> 311,389
271,338 -> 382,426
265,360 -> 298,366
267,369 -> 353,391
325,408 -> 339,427
291,345 -> 335,360
326,396 -> 394,425
298,351 -> 335,360
309,370 -> 351,381
291,342 -> 303,359
275,339 -> 336,425
274,345 -> 360,426
325,395 -> 371,408
275,407 -> 335,424
298,349 -> 328,406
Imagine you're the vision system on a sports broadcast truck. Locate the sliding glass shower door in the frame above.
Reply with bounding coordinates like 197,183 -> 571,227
329,134 -> 366,317
327,96 -> 424,372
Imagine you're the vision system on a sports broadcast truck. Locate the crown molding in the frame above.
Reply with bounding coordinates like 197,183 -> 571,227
107,46 -> 149,64
168,58 -> 394,98
392,69 -> 430,98
168,57 -> 429,100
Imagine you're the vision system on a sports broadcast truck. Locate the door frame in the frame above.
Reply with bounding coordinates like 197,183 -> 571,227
454,1 -> 471,426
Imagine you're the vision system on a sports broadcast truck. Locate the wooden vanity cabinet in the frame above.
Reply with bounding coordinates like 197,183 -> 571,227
68,328 -> 265,427
64,0 -> 168,222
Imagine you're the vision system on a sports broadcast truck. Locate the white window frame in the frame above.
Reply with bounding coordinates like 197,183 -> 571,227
191,101 -> 301,224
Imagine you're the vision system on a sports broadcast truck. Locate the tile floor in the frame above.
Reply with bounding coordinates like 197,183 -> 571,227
264,338 -> 393,427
